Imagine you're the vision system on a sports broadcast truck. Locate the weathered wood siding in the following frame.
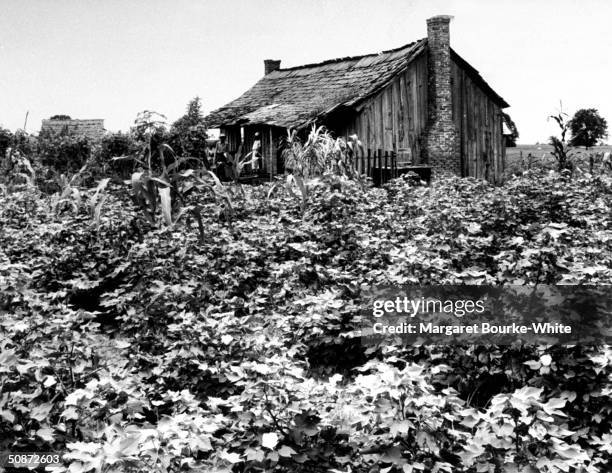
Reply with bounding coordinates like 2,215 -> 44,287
221,126 -> 242,152
334,54 -> 429,165
221,125 -> 284,175
333,53 -> 505,182
451,60 -> 505,182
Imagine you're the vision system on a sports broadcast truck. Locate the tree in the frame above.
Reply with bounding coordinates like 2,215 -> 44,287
568,108 -> 608,148
49,114 -> 72,120
170,97 -> 208,164
502,113 -> 519,147
176,96 -> 204,128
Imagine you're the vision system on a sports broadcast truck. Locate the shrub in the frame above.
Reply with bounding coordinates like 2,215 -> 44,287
0,146 -> 36,192
37,130 -> 93,174
12,130 -> 37,156
0,127 -> 12,158
95,132 -> 138,179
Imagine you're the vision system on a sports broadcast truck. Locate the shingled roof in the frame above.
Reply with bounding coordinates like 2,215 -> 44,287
205,38 -> 507,129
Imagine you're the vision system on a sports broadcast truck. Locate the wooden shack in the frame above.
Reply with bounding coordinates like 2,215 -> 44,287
205,16 -> 509,182
40,118 -> 105,140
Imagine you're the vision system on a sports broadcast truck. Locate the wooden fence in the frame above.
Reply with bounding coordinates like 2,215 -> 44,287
354,149 -> 431,186
353,149 -> 397,186
229,147 -> 431,185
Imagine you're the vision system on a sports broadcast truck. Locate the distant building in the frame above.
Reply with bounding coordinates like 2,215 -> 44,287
205,15 -> 509,182
40,118 -> 105,140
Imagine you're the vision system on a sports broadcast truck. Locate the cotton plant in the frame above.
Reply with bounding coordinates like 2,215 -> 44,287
459,386 -> 596,473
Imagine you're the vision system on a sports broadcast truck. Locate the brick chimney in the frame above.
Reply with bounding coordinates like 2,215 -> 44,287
423,15 -> 460,176
264,59 -> 281,75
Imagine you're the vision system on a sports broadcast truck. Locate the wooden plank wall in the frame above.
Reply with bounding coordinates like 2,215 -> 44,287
334,53 -> 505,182
335,54 -> 429,165
243,125 -> 283,175
451,60 -> 505,183
221,126 -> 242,153
221,125 -> 285,175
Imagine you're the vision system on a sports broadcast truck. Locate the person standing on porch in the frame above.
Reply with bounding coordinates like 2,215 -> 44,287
251,132 -> 262,173
214,133 -> 229,179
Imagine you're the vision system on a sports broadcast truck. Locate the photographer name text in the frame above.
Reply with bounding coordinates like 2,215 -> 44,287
372,321 -> 572,335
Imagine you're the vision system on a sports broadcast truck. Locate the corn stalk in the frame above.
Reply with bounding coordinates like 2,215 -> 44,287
267,174 -> 310,216
282,126 -> 333,178
548,108 -> 576,173
88,178 -> 110,229
227,149 -> 260,182
272,127 -> 366,215
50,164 -> 88,214
197,171 -> 234,223
282,126 -> 365,185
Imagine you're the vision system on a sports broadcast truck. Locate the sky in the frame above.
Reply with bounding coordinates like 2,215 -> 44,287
1,0 -> 611,144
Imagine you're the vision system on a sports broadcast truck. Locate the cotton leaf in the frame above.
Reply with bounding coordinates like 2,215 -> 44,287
513,386 -> 543,401
12,321 -> 29,332
0,409 -> 15,423
554,444 -> 590,462
43,375 -> 57,388
220,450 -> 242,464
542,397 -> 567,415
62,407 -> 79,420
277,445 -> 297,457
68,461 -> 86,473
262,432 -> 279,449
0,349 -> 17,370
460,414 -> 480,429
30,402 -> 53,422
466,222 -> 482,234
540,354 -> 552,366
37,427 -> 55,442
252,363 -> 272,375
390,420 -> 414,435
245,448 -> 265,462
65,441 -> 101,456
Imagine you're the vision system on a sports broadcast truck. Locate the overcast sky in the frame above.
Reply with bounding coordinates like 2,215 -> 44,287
1,0 -> 610,144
